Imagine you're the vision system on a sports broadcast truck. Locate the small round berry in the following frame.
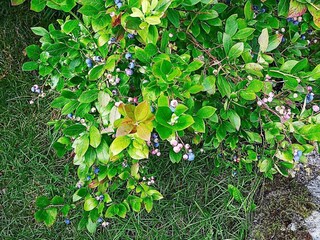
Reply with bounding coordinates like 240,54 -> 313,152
307,86 -> 313,92
154,142 -> 159,148
306,93 -> 314,103
173,146 -> 181,153
169,33 -> 173,38
133,97 -> 138,103
301,35 -> 306,40
101,221 -> 110,227
169,106 -> 176,112
112,90 -> 117,95
91,107 -> 97,113
293,21 -> 299,25
94,167 -> 100,174
281,28 -> 285,33
128,33 -> 134,39
312,105 -> 320,112
156,152 -> 161,157
98,218 -> 103,223
183,154 -> 189,160
170,99 -> 178,108
125,68 -> 133,76
257,100 -> 263,106
170,139 -> 178,147
314,39 -> 318,44
64,219 -> 71,225
177,143 -> 183,149
128,62 -> 135,69
185,144 -> 190,150
116,2 -> 122,8
187,152 -> 195,161
116,68 -> 121,72
293,93 -> 298,98
281,37 -> 286,43
125,52 -> 132,59
200,148 -> 204,153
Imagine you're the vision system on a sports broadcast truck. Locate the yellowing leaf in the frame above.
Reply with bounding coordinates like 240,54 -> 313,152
110,136 -> 131,155
258,28 -> 269,53
135,101 -> 151,122
136,123 -> 152,141
308,4 -> 320,28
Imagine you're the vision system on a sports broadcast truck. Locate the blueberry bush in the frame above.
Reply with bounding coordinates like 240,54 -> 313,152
13,0 -> 320,233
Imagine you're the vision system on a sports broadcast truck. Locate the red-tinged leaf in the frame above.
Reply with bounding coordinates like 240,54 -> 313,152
88,180 -> 99,189
287,0 -> 307,18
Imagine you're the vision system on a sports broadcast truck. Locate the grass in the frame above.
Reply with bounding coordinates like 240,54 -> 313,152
0,3 -> 260,239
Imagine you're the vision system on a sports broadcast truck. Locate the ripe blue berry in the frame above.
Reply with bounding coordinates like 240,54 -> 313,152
93,56 -> 102,62
94,167 -> 100,174
188,152 -> 195,161
86,176 -> 91,181
85,58 -> 93,68
169,106 -> 176,112
281,37 -> 286,43
306,93 -> 314,103
297,150 -> 302,157
294,155 -> 300,162
125,52 -> 132,59
64,219 -> 71,225
116,2 -> 122,8
293,21 -> 299,25
301,35 -> 306,40
218,153 -> 222,157
154,142 -> 159,148
307,29 -> 312,35
99,195 -> 104,201
128,33 -> 134,39
261,8 -> 266,13
98,218 -> 103,223
128,62 -> 135,69
287,18 -> 293,22
152,133 -> 158,138
67,113 -> 73,118
114,0 -> 121,3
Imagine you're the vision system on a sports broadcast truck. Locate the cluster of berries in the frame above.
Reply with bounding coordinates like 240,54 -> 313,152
252,5 -> 266,14
30,84 -> 46,104
95,194 -> 104,202
85,56 -> 103,68
114,0 -> 123,8
124,53 -> 134,76
257,92 -> 274,106
275,105 -> 291,122
306,86 -> 314,104
287,16 -> 303,25
67,114 -> 86,125
170,139 -> 195,161
293,149 -> 303,162
108,37 -> 117,45
105,73 -> 120,86
233,155 -> 240,163
150,133 -> 161,156
142,176 -> 155,186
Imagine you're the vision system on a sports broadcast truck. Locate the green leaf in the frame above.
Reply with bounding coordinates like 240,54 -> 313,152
25,45 -> 41,60
86,218 -> 97,234
174,115 -> 195,131
22,61 -> 38,71
169,149 -> 182,163
89,126 -> 101,148
44,208 -> 58,227
144,197 -> 153,213
135,101 -> 151,121
117,203 -> 127,218
232,28 -> 255,40
31,0 -> 46,12
266,34 -> 283,52
34,209 -> 46,223
84,198 -> 98,211
228,42 -> 244,59
300,124 -> 320,141
225,14 -> 238,37
96,140 -> 110,164
31,27 -> 48,36
79,90 -> 99,103
223,33 -> 232,55
88,65 -> 105,80
291,58 -> 308,74
228,110 -> 241,131
202,75 -> 216,95
186,60 -> 204,72
51,196 -> 64,205
36,196 -> 50,208
278,0 -> 290,16
73,135 -> 89,158
228,184 -> 243,203
167,9 -> 180,28
197,106 -> 216,119
244,1 -> 254,20
63,124 -> 86,136
217,75 -> 231,98
61,100 -> 79,115
110,136 -> 131,155
78,5 -> 99,16
62,20 -> 79,33
240,90 -> 256,100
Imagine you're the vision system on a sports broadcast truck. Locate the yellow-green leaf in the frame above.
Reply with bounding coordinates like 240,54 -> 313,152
110,136 -> 131,155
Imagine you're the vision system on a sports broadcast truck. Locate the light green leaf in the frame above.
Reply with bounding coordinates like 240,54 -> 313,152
89,126 -> 101,148
110,136 -> 131,155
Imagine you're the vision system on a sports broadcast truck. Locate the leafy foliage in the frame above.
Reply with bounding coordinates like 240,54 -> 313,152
17,0 -> 320,233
